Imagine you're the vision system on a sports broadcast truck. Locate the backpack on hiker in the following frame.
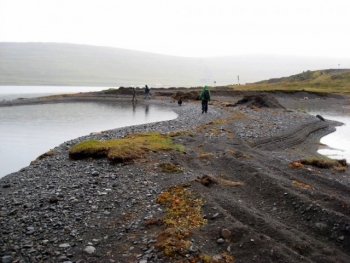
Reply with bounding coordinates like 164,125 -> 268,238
203,90 -> 210,100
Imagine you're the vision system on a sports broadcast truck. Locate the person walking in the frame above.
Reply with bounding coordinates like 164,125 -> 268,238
199,86 -> 211,113
131,86 -> 137,101
144,84 -> 151,99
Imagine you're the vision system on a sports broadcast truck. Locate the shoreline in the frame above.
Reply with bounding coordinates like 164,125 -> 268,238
1,92 -> 350,262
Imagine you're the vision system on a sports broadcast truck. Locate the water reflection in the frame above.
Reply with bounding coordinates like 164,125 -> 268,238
0,101 -> 177,177
132,101 -> 137,114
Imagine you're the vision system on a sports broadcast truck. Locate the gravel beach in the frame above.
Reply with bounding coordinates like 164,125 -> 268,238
1,90 -> 350,263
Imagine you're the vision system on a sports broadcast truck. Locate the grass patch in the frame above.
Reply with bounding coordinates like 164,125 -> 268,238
69,132 -> 184,164
39,93 -> 79,99
160,162 -> 183,173
296,108 -> 308,113
209,119 -> 230,125
209,129 -> 223,135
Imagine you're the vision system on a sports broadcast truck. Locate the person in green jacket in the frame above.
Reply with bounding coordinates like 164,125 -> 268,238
199,86 -> 211,113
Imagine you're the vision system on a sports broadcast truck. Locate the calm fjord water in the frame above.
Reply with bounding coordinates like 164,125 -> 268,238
0,86 -> 108,101
0,101 -> 177,178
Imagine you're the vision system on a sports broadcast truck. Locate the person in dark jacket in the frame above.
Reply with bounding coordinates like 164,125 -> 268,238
131,86 -> 137,101
144,84 -> 151,99
199,86 -> 211,113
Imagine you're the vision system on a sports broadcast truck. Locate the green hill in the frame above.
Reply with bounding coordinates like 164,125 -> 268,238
230,69 -> 350,95
1,43 -> 349,87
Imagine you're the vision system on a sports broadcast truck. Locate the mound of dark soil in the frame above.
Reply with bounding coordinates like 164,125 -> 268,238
234,94 -> 286,108
171,90 -> 200,100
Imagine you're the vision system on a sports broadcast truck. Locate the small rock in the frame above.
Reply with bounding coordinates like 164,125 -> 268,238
13,199 -> 23,206
221,228 -> 231,239
213,255 -> 222,260
217,238 -> 225,244
211,213 -> 219,219
59,243 -> 71,248
23,244 -> 33,248
84,246 -> 96,255
64,226 -> 72,232
315,222 -> 327,231
28,248 -> 36,253
49,195 -> 59,203
92,171 -> 99,176
23,203 -> 33,208
338,236 -> 345,241
2,255 -> 12,263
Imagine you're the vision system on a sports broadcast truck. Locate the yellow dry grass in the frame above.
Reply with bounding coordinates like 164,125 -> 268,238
292,180 -> 313,190
198,153 -> 214,159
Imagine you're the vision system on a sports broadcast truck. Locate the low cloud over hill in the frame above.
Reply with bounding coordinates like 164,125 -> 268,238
0,43 -> 348,87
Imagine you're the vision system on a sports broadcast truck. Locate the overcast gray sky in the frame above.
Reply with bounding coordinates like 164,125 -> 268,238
1,0 -> 350,58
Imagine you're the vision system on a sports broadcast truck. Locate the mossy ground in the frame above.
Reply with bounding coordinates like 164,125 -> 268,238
160,162 -> 183,173
69,132 -> 184,164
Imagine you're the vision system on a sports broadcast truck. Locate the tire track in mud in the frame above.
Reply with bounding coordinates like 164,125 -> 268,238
195,153 -> 350,262
175,119 -> 350,262
230,147 -> 350,258
249,120 -> 329,151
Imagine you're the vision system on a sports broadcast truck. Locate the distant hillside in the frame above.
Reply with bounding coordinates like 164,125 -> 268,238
1,43 -> 349,87
255,69 -> 350,84
233,69 -> 350,95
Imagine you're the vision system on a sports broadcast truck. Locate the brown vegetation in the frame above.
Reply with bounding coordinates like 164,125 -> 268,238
30,150 -> 57,165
